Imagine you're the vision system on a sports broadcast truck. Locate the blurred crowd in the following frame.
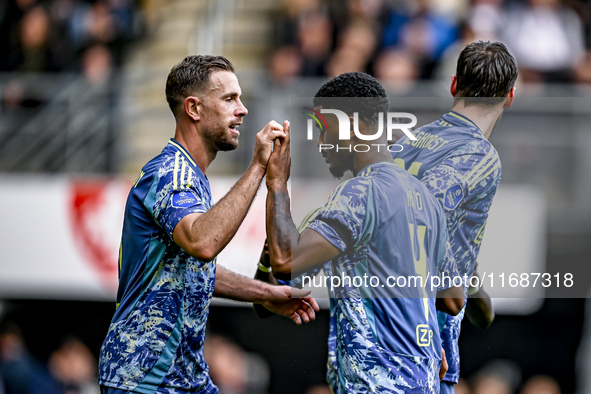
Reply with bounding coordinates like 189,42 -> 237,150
0,0 -> 145,77
0,319 -> 99,394
267,0 -> 591,90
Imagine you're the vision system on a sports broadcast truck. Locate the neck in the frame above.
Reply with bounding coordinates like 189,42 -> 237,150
451,102 -> 504,140
353,148 -> 393,176
174,123 -> 216,173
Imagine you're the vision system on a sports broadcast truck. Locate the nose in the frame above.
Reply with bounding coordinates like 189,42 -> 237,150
236,99 -> 248,117
316,132 -> 324,147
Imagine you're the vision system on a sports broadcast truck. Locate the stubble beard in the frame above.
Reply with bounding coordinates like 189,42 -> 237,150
205,124 -> 239,152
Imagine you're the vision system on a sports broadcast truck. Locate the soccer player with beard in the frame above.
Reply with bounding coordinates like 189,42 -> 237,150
393,41 -> 518,393
98,55 -> 318,394
265,72 -> 465,392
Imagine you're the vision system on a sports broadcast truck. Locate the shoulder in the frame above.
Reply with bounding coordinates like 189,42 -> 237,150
327,176 -> 372,206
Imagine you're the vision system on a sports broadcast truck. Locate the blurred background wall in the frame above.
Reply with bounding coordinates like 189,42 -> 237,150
2,0 -> 591,393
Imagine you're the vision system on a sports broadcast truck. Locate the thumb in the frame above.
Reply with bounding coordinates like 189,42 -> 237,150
290,287 -> 312,298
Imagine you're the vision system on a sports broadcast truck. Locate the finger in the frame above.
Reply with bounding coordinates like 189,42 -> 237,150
267,120 -> 283,131
304,296 -> 320,312
268,128 -> 286,141
282,120 -> 291,152
291,312 -> 302,325
274,137 -> 281,149
290,287 -> 312,298
299,301 -> 316,321
296,307 -> 309,323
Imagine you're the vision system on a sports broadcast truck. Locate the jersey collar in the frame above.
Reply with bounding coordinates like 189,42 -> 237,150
168,138 -> 198,168
446,111 -> 480,131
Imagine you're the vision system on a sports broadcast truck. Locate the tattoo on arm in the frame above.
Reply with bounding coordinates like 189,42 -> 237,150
266,188 -> 298,271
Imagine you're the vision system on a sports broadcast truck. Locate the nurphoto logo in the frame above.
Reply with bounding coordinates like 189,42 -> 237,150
303,107 -> 418,153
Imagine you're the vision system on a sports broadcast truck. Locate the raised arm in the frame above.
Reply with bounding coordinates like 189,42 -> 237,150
173,121 -> 286,261
264,121 -> 340,280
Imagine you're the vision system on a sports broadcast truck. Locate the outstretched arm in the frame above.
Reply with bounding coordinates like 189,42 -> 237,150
253,241 -> 279,319
465,262 -> 495,329
214,265 -> 319,324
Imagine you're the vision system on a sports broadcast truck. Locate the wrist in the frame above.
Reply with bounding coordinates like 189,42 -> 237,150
267,182 -> 289,193
249,161 -> 267,177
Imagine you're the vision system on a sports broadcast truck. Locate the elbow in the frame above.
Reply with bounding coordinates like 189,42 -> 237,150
443,297 -> 464,316
270,257 -> 292,279
446,296 -> 466,316
437,295 -> 465,316
183,242 -> 217,262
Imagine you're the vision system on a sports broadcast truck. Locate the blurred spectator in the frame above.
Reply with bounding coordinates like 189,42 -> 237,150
0,320 -> 62,394
48,337 -> 99,394
471,360 -> 521,394
326,20 -> 379,77
272,0 -> 333,77
381,0 -> 459,79
203,334 -> 269,394
374,48 -> 419,93
433,20 -> 477,93
468,0 -> 504,41
456,378 -> 472,394
268,45 -> 302,86
297,8 -> 334,76
80,43 -> 113,85
0,0 -> 143,73
16,5 -> 61,72
520,375 -> 561,394
304,384 -> 332,394
502,0 -> 585,83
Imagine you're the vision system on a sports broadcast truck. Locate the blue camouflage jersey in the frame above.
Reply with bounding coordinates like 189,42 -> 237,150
393,111 -> 502,384
305,161 -> 459,393
99,139 -> 219,393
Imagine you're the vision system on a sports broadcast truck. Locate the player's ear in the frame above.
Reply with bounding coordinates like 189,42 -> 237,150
503,87 -> 516,109
184,96 -> 200,121
450,75 -> 458,97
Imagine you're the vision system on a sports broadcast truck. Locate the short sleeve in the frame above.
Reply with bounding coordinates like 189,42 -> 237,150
150,160 -> 211,240
307,178 -> 370,253
159,188 -> 209,239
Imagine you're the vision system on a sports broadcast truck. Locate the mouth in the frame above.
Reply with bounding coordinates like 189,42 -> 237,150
229,123 -> 241,136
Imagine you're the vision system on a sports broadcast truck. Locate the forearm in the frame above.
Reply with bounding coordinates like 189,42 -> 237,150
466,287 -> 495,329
189,163 -> 265,259
266,186 -> 299,276
214,265 -> 270,303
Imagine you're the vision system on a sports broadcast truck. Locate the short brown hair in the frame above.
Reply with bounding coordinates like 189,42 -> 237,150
454,41 -> 518,106
165,55 -> 234,116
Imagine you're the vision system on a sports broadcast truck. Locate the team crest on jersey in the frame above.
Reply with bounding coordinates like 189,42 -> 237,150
171,191 -> 201,208
443,184 -> 463,210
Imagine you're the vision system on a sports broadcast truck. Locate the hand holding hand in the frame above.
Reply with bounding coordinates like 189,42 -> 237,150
260,284 -> 319,325
266,120 -> 291,190
252,120 -> 286,170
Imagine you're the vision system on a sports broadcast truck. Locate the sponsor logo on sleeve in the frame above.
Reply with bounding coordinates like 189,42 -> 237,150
171,191 -> 201,208
443,184 -> 464,210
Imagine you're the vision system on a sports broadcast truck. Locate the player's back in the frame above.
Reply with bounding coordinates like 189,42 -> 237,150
310,161 -> 453,392
393,111 -> 502,385
393,110 -> 501,275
